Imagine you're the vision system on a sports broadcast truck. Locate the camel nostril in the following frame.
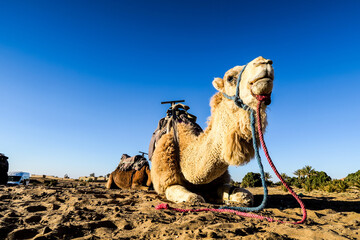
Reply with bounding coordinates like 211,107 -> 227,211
254,60 -> 272,66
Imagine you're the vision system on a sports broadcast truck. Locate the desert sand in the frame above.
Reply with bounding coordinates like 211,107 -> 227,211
0,177 -> 359,240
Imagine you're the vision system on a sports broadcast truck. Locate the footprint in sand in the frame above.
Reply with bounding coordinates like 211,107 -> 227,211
26,205 -> 47,212
52,203 -> 60,210
85,220 -> 118,230
24,215 -> 42,224
3,211 -> 20,224
7,228 -> 39,240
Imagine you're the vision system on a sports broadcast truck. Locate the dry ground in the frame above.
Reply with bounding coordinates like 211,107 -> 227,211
0,177 -> 359,239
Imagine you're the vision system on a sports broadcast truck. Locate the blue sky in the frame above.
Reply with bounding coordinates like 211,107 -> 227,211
0,0 -> 359,181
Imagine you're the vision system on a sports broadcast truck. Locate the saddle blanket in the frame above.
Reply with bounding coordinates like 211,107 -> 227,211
118,154 -> 148,171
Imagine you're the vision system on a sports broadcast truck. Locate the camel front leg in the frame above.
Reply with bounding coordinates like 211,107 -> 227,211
217,184 -> 253,206
165,185 -> 205,203
145,165 -> 152,188
106,172 -> 114,189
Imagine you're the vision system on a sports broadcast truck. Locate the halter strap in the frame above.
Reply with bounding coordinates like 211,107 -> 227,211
222,64 -> 250,111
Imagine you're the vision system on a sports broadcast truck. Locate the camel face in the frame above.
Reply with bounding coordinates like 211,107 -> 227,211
213,56 -> 274,108
243,56 -> 274,95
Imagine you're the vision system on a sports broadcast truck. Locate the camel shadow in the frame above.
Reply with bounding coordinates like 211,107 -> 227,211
253,194 -> 360,213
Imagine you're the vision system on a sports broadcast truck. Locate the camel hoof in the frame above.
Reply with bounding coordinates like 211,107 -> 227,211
184,193 -> 206,203
228,188 -> 254,206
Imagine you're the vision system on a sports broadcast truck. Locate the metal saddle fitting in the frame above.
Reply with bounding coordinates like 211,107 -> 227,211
139,151 -> 148,158
161,100 -> 188,118
161,100 -> 185,106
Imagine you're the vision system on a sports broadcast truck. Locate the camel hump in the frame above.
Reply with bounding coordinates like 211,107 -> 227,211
148,103 -> 203,161
117,154 -> 149,171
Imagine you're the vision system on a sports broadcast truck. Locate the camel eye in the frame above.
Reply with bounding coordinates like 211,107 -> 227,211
227,76 -> 234,82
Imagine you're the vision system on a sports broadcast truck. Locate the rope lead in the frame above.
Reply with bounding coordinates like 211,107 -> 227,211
155,98 -> 307,224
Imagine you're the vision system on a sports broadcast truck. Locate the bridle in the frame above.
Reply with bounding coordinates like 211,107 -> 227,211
221,64 -> 251,110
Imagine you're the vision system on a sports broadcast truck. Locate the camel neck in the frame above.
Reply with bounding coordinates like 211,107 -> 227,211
178,95 -> 267,185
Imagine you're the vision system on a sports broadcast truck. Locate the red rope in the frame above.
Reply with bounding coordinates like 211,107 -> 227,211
155,96 -> 307,224
255,95 -> 307,224
155,203 -> 281,223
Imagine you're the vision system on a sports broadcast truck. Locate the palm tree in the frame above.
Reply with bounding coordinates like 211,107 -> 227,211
302,165 -> 315,178
264,172 -> 272,181
293,169 -> 304,179
280,173 -> 290,181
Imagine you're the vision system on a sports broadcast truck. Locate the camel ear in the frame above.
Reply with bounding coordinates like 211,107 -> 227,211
212,77 -> 224,91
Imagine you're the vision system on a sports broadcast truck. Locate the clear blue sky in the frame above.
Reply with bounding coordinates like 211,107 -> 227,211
1,0 -> 359,181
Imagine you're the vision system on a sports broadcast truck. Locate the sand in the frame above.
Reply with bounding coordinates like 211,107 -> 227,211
0,177 -> 359,240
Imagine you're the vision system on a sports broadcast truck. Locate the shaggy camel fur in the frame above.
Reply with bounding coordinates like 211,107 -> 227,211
151,56 -> 274,204
106,165 -> 152,190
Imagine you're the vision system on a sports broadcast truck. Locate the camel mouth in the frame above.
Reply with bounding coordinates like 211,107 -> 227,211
249,77 -> 273,85
250,78 -> 273,95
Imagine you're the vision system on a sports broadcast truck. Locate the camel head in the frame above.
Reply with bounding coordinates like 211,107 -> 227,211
213,56 -> 274,109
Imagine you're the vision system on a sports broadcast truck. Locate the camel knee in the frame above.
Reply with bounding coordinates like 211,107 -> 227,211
219,185 -> 253,206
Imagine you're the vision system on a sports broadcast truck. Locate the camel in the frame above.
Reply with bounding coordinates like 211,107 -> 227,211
106,154 -> 152,190
151,56 -> 274,204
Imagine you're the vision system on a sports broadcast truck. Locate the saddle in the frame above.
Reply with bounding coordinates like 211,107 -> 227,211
148,103 -> 203,161
117,154 -> 148,171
